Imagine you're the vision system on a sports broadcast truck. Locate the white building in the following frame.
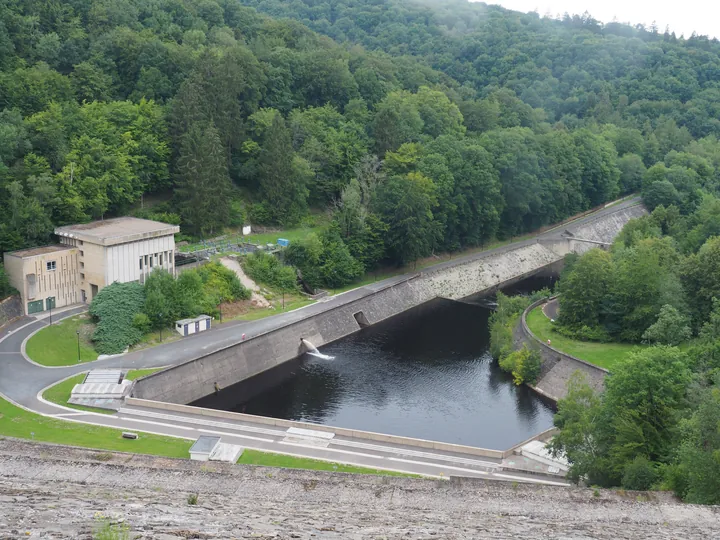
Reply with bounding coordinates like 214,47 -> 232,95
4,217 -> 180,315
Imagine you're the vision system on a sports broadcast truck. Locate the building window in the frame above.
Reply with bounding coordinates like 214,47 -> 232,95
149,255 -> 153,268
46,261 -> 56,271
79,250 -> 84,257
79,240 -> 83,245
80,273 -> 85,280
139,257 -> 143,270
80,261 -> 84,269
144,255 -> 148,266
160,253 -> 163,266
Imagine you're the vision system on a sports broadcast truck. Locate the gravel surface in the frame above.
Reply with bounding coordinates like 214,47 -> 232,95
0,439 -> 717,539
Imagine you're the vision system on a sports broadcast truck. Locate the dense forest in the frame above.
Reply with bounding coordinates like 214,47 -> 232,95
3,0 -> 720,287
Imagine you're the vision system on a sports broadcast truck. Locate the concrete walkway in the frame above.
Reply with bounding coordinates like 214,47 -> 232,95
0,198 -> 641,482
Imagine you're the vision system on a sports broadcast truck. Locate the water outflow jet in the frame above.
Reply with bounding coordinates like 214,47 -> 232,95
300,338 -> 335,360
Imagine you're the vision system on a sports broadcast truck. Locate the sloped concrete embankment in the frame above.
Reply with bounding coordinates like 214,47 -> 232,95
515,297 -> 608,402
133,204 -> 645,406
0,439 -> 717,540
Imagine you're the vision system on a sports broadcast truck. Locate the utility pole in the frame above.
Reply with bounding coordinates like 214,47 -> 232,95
76,331 -> 81,362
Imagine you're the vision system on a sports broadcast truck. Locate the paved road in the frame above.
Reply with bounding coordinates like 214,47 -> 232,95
0,197 -> 641,481
543,298 -> 560,320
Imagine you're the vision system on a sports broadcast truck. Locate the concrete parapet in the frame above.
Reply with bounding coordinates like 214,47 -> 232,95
518,297 -> 608,401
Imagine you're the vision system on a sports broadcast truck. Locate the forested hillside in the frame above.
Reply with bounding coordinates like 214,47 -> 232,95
2,0 -> 720,281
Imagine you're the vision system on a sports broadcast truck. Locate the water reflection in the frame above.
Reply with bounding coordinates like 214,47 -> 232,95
195,279 -> 556,450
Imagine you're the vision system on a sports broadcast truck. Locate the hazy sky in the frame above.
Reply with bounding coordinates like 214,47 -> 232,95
487,0 -> 719,39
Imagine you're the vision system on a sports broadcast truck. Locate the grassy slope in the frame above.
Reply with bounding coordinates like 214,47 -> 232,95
525,306 -> 647,370
26,315 -> 99,366
0,397 -> 191,457
238,449 -> 417,477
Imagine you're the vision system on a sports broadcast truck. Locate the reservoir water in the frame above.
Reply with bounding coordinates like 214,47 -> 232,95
195,280 -> 556,450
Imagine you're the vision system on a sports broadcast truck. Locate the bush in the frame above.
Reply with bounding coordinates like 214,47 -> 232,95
243,251 -> 297,291
554,324 -> 612,342
248,202 -> 273,225
621,456 -> 658,491
488,292 -> 532,360
285,231 -> 363,291
90,282 -> 145,354
499,344 -> 543,385
132,313 -> 152,334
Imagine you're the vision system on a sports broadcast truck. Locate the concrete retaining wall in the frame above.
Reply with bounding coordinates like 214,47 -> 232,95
517,297 -> 608,401
133,203 -> 645,406
0,295 -> 22,327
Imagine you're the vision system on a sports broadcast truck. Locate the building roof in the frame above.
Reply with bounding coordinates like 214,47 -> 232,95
5,244 -> 75,259
55,217 -> 180,246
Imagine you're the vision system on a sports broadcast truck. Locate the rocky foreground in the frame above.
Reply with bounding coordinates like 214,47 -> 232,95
0,439 -> 717,539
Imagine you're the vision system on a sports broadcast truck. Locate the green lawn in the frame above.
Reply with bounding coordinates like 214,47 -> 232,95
238,449 -> 419,477
526,306 -> 647,370
42,369 -> 164,415
2,395 -> 419,477
26,314 -> 99,366
0,396 -> 192,457
124,368 -> 163,381
179,225 -> 322,253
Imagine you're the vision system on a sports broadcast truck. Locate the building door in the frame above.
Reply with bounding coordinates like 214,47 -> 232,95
27,300 -> 44,314
45,297 -> 56,310
90,284 -> 98,299
81,289 -> 87,303
195,321 -> 200,333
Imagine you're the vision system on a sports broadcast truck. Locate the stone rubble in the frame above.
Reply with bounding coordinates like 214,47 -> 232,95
0,439 -> 717,539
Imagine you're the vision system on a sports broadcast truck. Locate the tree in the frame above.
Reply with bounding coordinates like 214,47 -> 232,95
602,347 -> 691,466
617,153 -> 646,194
642,304 -> 692,345
374,172 -> 440,266
548,373 -> 606,485
257,114 -> 310,225
558,249 -> 614,329
175,122 -> 232,236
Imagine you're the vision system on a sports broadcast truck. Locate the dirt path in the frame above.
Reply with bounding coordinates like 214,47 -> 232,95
220,257 -> 270,308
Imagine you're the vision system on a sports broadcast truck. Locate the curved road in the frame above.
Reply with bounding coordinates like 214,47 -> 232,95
0,197 -> 641,481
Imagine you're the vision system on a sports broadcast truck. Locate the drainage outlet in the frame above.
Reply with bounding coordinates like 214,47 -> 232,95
353,311 -> 370,328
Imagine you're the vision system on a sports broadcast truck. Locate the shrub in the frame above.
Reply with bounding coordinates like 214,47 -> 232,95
90,282 -> 145,354
553,324 -> 612,342
132,313 -> 152,334
499,344 -> 543,385
621,456 -> 658,491
285,231 -> 363,290
187,493 -> 198,505
243,251 -> 297,291
488,292 -> 532,361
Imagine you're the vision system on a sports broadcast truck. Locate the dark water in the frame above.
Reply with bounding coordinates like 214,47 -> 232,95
195,277 -> 556,450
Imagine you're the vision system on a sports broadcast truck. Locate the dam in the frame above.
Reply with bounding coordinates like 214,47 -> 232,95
132,200 -> 646,411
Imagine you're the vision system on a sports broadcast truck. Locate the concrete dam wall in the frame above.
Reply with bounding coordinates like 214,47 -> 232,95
133,202 -> 647,405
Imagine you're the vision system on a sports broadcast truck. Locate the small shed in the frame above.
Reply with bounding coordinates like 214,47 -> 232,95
175,314 -> 212,337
